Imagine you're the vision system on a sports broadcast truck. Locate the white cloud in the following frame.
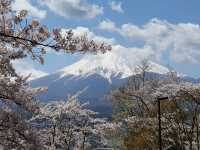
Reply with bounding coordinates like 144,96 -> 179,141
109,1 -> 123,13
63,26 -> 159,64
41,0 -> 103,19
99,18 -> 200,64
12,60 -> 48,80
111,45 -> 156,64
62,26 -> 115,45
13,0 -> 47,19
98,20 -> 118,32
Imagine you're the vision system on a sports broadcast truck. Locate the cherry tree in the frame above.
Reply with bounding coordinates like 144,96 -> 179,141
153,82 -> 200,150
30,95 -> 111,150
110,65 -> 200,149
0,0 -> 111,149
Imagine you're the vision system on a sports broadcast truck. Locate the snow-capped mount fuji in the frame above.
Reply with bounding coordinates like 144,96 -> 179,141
31,50 -> 169,115
57,50 -> 169,83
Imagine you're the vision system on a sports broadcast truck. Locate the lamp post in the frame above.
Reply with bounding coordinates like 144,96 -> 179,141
157,97 -> 168,150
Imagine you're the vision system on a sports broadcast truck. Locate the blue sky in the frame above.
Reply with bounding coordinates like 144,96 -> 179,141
13,0 -> 200,78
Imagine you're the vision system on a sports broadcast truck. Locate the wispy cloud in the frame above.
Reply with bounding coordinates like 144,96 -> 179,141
13,0 -> 47,19
109,1 -> 123,13
12,60 -> 48,80
41,0 -> 103,19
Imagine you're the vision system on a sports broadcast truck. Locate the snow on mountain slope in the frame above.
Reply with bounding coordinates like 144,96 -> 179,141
57,45 -> 169,83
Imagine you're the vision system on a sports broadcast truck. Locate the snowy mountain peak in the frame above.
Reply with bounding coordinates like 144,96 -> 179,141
57,48 -> 169,83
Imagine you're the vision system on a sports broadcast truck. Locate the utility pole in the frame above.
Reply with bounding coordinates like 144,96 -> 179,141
157,97 -> 168,150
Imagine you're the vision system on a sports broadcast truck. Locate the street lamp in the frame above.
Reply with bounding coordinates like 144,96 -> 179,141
157,97 -> 168,150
